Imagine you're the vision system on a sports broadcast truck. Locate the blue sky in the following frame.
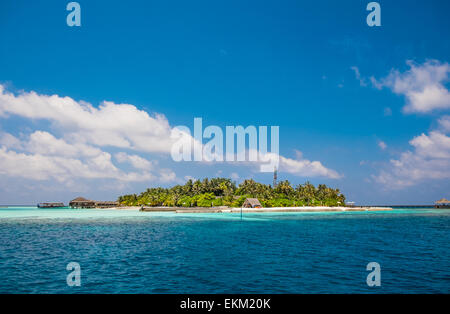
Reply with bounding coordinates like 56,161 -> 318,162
0,0 -> 450,204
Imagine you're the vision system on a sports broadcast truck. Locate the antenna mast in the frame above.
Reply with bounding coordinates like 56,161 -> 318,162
273,166 -> 278,188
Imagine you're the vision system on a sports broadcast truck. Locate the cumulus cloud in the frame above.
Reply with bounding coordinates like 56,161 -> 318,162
0,146 -> 123,182
159,168 -> 178,183
0,138 -> 160,185
0,133 -> 176,187
220,149 -> 341,179
256,150 -> 341,179
115,152 -> 155,170
409,131 -> 450,159
0,84 -> 342,188
0,132 -> 23,150
438,115 -> 450,132
278,154 -> 342,179
372,131 -> 450,188
0,85 -> 190,185
0,85 -> 177,152
26,131 -> 102,157
364,60 -> 450,189
370,60 -> 450,113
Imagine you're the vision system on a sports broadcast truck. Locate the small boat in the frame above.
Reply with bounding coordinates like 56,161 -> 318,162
37,202 -> 65,208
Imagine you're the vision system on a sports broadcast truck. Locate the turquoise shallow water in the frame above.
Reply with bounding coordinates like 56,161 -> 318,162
0,207 -> 449,293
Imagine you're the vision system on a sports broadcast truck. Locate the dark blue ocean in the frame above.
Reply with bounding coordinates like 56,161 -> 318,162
0,207 -> 448,293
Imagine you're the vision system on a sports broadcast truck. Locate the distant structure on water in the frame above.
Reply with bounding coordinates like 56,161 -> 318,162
37,202 -> 65,208
69,197 -> 95,208
69,197 -> 118,209
435,198 -> 450,209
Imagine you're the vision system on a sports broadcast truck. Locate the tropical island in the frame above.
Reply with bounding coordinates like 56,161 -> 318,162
117,178 -> 346,208
38,178 -> 394,213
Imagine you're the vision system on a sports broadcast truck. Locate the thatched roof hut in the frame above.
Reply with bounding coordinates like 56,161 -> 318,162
243,198 -> 262,208
95,201 -> 119,208
435,198 -> 450,204
69,197 -> 119,209
69,197 -> 96,208
37,202 -> 65,208
435,198 -> 450,209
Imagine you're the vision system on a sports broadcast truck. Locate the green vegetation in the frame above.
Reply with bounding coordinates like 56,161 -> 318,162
118,178 -> 346,208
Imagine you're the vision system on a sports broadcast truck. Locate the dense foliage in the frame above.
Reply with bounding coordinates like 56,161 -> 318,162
118,178 -> 346,207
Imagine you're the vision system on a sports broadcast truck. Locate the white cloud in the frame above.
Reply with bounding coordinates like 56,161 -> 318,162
438,115 -> 450,132
0,132 -> 174,184
409,131 -> 450,159
294,150 -> 303,159
373,130 -> 450,188
351,66 -> 367,86
0,84 -> 341,187
230,172 -> 240,180
159,168 -> 178,183
377,140 -> 387,150
222,149 -> 341,179
0,146 -> 118,182
367,60 -> 450,189
115,152 -> 154,170
184,176 -> 196,182
0,145 -> 162,185
0,85 -> 178,153
26,131 -> 102,157
0,85 -> 190,186
0,132 -> 23,150
370,60 -> 450,113
278,153 -> 342,179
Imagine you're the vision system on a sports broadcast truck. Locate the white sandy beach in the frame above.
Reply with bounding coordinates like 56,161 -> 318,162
133,206 -> 393,213
227,206 -> 393,213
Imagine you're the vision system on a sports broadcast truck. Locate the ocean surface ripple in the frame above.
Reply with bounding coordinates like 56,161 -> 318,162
0,208 -> 448,293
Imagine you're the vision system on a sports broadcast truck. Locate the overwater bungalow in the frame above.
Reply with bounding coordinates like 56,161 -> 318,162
243,198 -> 262,208
69,197 -> 96,208
69,197 -> 119,209
435,198 -> 450,209
37,202 -> 65,208
95,201 -> 119,208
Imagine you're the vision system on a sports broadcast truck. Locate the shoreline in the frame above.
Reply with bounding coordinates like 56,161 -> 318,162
137,206 -> 394,213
